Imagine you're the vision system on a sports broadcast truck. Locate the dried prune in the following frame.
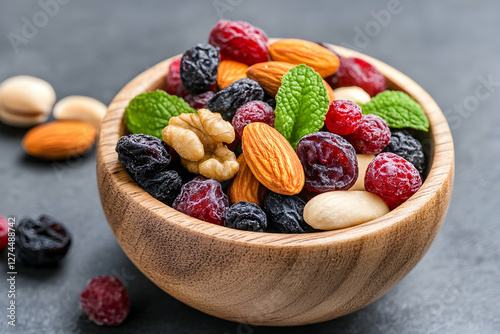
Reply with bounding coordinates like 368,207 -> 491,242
206,78 -> 264,121
15,215 -> 71,266
180,43 -> 220,94
383,130 -> 425,174
263,193 -> 314,233
225,201 -> 267,232
296,132 -> 358,193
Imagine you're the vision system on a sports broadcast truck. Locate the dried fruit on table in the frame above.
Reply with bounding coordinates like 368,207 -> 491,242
361,90 -> 429,131
241,122 -> 304,196
80,276 -> 130,326
383,130 -> 426,174
208,20 -> 269,66
206,78 -> 264,122
232,100 -> 275,139
365,152 -> 422,209
336,57 -> 386,97
325,99 -> 362,136
173,176 -> 229,225
228,152 -> 268,206
345,114 -> 391,155
180,43 -> 220,94
217,60 -> 248,89
263,192 -> 314,233
162,108 -> 239,181
15,215 -> 71,267
23,120 -> 96,160
274,65 -> 330,149
225,201 -> 267,232
296,132 -> 358,193
268,39 -> 340,78
125,90 -> 195,139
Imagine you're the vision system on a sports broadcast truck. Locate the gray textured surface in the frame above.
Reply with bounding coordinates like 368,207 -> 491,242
1,1 -> 499,333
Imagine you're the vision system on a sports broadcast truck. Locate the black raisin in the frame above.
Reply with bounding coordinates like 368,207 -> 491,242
141,169 -> 182,206
264,96 -> 276,109
225,201 -> 267,232
263,193 -> 314,233
206,78 -> 265,121
383,130 -> 425,174
180,43 -> 220,94
15,215 -> 71,267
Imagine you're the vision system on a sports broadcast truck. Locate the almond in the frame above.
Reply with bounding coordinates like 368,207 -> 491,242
217,60 -> 248,90
247,61 -> 335,101
241,122 -> 304,195
228,152 -> 268,206
23,121 -> 97,160
268,39 -> 340,78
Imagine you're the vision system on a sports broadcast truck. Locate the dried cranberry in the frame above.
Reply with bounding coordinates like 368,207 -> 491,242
345,114 -> 391,154
336,57 -> 386,97
80,276 -> 130,326
15,215 -> 71,266
232,101 -> 275,139
208,20 -> 269,66
173,176 -> 229,225
166,58 -> 189,98
325,100 -> 362,135
365,152 -> 422,209
0,216 -> 9,249
183,91 -> 215,110
296,132 -> 358,193
225,201 -> 267,232
180,43 -> 220,94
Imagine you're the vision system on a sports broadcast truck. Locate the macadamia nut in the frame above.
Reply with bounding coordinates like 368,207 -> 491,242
333,86 -> 371,105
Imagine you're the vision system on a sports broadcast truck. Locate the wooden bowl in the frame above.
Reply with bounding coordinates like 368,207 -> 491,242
97,43 -> 454,326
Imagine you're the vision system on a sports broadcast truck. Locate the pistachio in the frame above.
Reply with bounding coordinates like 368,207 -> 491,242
333,86 -> 371,105
0,75 -> 56,127
53,96 -> 107,129
349,154 -> 376,191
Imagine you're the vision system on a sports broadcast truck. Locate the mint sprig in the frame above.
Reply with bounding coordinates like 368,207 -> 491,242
274,65 -> 330,149
125,90 -> 196,139
361,90 -> 429,131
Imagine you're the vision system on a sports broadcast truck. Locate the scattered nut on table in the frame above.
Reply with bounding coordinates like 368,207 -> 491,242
53,95 -> 107,129
333,86 -> 371,105
162,108 -> 238,181
349,154 -> 376,191
303,190 -> 389,230
0,75 -> 56,127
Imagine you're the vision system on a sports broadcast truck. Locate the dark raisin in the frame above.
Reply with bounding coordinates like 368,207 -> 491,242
15,215 -> 71,266
296,132 -> 358,193
264,95 -> 276,109
180,43 -> 220,94
206,78 -> 265,121
263,193 -> 314,233
141,169 -> 182,206
225,201 -> 267,232
383,130 -> 425,174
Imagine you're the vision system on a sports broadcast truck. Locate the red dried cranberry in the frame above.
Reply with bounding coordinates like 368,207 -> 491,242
336,57 -> 386,97
0,216 -> 9,249
208,20 -> 269,66
173,176 -> 229,225
80,276 -> 130,326
183,91 -> 215,110
296,132 -> 358,193
166,58 -> 189,97
232,101 -> 275,139
345,114 -> 391,154
365,152 -> 422,210
325,100 -> 362,135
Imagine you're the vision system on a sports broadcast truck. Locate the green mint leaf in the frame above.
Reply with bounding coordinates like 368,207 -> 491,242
274,65 -> 330,149
125,90 -> 196,139
361,90 -> 429,131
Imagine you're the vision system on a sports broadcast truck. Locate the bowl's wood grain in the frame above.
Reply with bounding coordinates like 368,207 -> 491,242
97,43 -> 454,326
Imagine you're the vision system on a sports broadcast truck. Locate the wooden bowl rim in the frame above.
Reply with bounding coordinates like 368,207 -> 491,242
98,42 -> 454,248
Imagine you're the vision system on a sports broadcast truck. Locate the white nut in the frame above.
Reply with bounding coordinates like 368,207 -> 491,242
304,191 -> 389,230
333,86 -> 371,105
350,154 -> 375,191
0,75 -> 56,127
53,95 -> 107,129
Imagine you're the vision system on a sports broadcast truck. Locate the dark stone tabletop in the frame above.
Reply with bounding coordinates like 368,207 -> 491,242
1,1 -> 499,333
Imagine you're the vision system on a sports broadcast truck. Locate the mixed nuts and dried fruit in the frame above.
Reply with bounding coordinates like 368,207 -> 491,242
117,19 -> 430,233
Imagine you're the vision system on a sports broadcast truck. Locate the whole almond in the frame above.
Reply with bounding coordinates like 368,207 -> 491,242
217,60 -> 248,90
23,121 -> 97,160
229,152 -> 268,206
241,122 -> 304,195
268,39 -> 340,78
247,61 -> 335,101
